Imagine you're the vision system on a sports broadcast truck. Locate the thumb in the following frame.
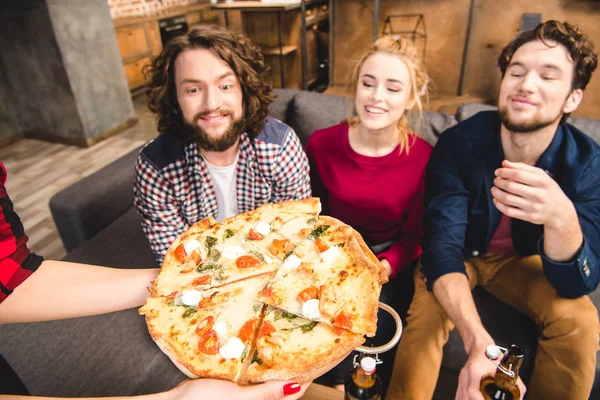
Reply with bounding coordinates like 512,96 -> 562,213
239,381 -> 302,400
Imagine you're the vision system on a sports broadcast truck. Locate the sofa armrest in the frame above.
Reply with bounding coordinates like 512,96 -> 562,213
49,146 -> 142,251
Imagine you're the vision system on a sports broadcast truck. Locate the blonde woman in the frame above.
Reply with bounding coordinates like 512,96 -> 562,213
305,36 -> 431,394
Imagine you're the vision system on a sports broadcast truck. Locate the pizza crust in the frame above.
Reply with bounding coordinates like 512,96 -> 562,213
240,336 -> 363,383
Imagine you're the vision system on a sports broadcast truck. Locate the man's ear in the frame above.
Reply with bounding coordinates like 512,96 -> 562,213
563,88 -> 583,114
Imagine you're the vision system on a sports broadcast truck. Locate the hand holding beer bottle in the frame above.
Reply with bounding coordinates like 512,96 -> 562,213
480,344 -> 525,400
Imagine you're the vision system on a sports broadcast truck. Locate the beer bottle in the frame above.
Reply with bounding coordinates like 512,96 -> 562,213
344,355 -> 382,400
480,344 -> 525,400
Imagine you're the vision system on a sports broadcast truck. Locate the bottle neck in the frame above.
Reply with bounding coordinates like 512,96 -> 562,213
353,368 -> 376,389
496,352 -> 524,388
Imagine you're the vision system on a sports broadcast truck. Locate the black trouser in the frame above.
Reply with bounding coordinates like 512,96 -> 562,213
316,263 -> 416,399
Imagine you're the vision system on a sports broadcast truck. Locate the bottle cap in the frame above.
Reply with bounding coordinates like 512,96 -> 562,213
485,345 -> 502,360
360,357 -> 376,374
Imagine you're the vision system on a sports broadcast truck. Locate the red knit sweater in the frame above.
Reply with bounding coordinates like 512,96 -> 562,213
306,123 -> 432,278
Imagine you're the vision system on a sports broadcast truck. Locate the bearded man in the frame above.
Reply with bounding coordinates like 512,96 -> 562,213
134,25 -> 310,264
388,20 -> 600,400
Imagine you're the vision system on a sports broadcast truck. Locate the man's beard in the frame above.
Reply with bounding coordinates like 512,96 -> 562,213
498,104 -> 563,134
182,113 -> 246,152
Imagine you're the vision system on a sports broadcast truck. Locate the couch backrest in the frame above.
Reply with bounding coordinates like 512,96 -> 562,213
270,89 -> 352,147
270,89 -> 456,147
271,90 -> 600,148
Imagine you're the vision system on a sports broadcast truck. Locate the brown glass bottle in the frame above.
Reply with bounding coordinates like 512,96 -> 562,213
344,356 -> 382,400
480,344 -> 525,400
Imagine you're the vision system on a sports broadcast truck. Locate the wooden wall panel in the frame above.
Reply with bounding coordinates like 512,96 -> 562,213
333,0 -> 600,118
333,0 -> 471,97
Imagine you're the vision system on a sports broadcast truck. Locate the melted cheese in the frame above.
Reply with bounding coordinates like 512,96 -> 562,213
255,221 -> 271,236
219,337 -> 245,359
213,320 -> 228,337
320,246 -> 339,263
183,239 -> 202,256
302,299 -> 321,319
283,254 -> 301,270
180,290 -> 201,306
221,246 -> 245,260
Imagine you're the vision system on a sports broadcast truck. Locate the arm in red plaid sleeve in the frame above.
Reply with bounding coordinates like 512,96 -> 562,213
133,155 -> 189,265
270,128 -> 312,202
0,163 -> 43,305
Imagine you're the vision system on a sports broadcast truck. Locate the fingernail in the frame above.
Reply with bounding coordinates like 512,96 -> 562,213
283,382 -> 301,395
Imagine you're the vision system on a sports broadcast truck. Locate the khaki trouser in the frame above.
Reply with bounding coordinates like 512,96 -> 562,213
387,253 -> 599,400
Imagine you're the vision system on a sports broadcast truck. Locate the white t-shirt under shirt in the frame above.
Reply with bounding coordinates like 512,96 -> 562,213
203,153 -> 239,222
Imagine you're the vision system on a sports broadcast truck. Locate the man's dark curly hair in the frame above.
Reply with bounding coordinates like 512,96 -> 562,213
498,20 -> 598,92
144,25 -> 275,139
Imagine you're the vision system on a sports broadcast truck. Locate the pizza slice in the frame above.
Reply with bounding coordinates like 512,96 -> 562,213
139,274 -> 272,382
238,306 -> 365,383
222,198 -> 321,261
155,217 -> 278,296
258,217 -> 387,337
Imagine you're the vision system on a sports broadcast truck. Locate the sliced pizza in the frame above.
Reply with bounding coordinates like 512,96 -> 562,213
258,216 -> 387,337
142,201 -> 395,383
155,217 -> 278,296
239,306 -> 365,383
139,274 -> 272,382
222,198 -> 321,261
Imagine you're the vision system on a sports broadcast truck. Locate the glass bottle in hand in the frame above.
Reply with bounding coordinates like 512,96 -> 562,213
344,356 -> 382,400
480,344 -> 525,400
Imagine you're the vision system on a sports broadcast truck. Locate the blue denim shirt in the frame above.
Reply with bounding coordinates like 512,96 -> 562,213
422,111 -> 600,298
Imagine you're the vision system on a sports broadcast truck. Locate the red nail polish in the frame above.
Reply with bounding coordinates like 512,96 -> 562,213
283,382 -> 301,395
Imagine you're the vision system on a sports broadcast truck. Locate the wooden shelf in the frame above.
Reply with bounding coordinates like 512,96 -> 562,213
113,2 -> 212,28
306,13 -> 328,27
262,45 -> 298,56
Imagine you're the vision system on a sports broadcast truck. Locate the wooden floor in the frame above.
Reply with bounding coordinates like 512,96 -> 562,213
1,95 -> 157,261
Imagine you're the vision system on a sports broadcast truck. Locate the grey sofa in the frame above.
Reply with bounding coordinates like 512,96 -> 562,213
1,89 -> 598,399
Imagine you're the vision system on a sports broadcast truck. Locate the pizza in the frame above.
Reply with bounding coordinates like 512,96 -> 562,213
155,216 -> 279,296
222,197 -> 321,260
140,198 -> 388,383
258,216 -> 387,336
140,275 -> 271,381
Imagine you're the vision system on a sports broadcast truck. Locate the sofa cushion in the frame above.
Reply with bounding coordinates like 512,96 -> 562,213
50,147 -> 141,251
455,103 -> 498,123
63,208 -> 156,269
0,309 -> 185,396
270,88 -> 300,124
289,91 -> 352,147
569,116 -> 600,143
419,111 -> 457,146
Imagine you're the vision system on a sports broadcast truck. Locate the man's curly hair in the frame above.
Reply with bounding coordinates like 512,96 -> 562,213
498,20 -> 598,92
144,25 -> 275,139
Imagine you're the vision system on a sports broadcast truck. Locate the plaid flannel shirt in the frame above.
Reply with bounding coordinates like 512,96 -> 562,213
0,163 -> 43,304
134,117 -> 311,265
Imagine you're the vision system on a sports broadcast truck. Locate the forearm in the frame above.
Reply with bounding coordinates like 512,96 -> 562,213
432,273 -> 493,354
0,261 -> 158,324
543,201 -> 583,262
0,390 -> 174,400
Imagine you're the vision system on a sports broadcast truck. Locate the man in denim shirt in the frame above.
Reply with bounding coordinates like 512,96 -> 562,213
389,21 -> 599,400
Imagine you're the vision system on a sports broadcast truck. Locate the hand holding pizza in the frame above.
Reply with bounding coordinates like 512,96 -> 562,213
491,160 -> 574,228
172,379 -> 308,400
140,199 -> 388,384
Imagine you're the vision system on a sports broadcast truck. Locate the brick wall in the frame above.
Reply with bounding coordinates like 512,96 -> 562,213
107,0 -> 208,19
